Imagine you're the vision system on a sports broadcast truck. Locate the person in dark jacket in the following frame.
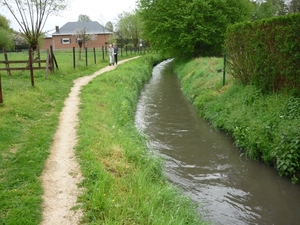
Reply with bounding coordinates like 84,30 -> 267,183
113,43 -> 119,65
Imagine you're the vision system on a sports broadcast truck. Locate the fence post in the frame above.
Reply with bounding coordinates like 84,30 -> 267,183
93,47 -> 96,64
50,46 -> 58,70
37,46 -> 41,68
73,47 -> 76,68
3,48 -> 11,76
102,46 -> 104,61
223,50 -> 226,86
0,74 -> 3,103
46,49 -> 49,79
85,47 -> 88,66
29,48 -> 34,87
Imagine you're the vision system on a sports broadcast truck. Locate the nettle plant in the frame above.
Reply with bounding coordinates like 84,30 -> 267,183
275,130 -> 300,184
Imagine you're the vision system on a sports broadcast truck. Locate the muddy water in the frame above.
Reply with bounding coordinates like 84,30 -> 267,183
134,60 -> 300,225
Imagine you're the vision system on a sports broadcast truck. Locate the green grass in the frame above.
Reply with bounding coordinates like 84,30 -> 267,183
0,52 -> 208,224
76,56 -> 207,224
174,57 -> 300,184
0,50 -> 110,225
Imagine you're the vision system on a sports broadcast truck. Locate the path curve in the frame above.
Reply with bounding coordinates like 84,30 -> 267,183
41,57 -> 139,225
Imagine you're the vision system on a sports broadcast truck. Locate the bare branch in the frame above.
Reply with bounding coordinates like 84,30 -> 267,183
2,0 -> 68,50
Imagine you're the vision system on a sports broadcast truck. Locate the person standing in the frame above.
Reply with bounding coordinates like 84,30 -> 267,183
113,43 -> 119,65
108,44 -> 114,66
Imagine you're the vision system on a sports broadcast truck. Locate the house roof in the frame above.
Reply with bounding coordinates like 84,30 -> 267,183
52,21 -> 111,35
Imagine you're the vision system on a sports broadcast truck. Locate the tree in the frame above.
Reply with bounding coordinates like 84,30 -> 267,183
138,0 -> 254,58
0,14 -> 14,49
74,27 -> 96,59
105,21 -> 114,32
78,14 -> 92,22
115,11 -> 141,47
251,0 -> 288,20
104,21 -> 114,44
0,14 -> 11,30
2,0 -> 67,52
288,0 -> 300,12
12,32 -> 28,50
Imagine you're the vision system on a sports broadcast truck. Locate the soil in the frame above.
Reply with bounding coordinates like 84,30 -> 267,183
41,57 -> 139,225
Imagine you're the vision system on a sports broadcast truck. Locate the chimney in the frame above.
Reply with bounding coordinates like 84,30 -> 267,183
55,26 -> 59,33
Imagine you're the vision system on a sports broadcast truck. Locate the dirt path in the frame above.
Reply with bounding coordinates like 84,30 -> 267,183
41,57 -> 139,225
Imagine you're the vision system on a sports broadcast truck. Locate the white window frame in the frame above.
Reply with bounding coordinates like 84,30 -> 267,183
61,38 -> 71,44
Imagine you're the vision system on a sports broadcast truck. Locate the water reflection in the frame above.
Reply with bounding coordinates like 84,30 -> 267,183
135,60 -> 300,225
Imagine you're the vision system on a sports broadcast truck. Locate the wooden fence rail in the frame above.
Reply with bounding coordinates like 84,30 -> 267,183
0,48 -> 56,89
0,59 -> 49,71
0,49 -> 53,76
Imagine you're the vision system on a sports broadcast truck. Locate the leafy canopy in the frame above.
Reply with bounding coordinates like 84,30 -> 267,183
138,0 -> 253,58
78,14 -> 92,22
115,11 -> 141,46
0,14 -> 13,49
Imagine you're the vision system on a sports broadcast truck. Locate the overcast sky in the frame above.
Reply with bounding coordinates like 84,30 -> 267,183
1,0 -> 138,33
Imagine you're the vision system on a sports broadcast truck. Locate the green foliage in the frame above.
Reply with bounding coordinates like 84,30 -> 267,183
251,0 -> 288,20
77,14 -> 92,22
116,11 -> 142,47
105,21 -> 114,32
0,14 -> 14,49
0,28 -> 14,50
225,13 -> 300,94
174,57 -> 300,184
0,14 -> 11,30
274,130 -> 300,184
138,0 -> 253,58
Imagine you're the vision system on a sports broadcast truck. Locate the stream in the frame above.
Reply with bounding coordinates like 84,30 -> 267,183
134,59 -> 300,225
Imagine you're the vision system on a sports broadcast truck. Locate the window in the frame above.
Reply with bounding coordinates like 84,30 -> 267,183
61,38 -> 71,44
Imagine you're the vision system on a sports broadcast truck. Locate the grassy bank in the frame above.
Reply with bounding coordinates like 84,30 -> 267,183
173,57 -> 300,184
0,53 -> 208,224
75,55 -> 207,224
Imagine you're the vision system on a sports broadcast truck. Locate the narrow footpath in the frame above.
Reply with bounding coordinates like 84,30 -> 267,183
41,57 -> 139,225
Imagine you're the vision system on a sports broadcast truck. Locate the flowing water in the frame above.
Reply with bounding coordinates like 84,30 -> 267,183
134,60 -> 300,225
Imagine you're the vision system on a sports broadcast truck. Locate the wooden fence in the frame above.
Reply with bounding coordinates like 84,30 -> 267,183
0,47 -> 57,86
71,45 -> 150,68
0,47 -> 58,103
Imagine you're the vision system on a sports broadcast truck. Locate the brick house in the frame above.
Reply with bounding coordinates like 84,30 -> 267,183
42,21 -> 112,50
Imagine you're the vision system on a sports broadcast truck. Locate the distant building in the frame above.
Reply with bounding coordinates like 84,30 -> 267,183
42,21 -> 112,50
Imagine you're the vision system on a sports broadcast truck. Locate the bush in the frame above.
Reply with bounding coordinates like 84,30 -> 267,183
225,13 -> 300,94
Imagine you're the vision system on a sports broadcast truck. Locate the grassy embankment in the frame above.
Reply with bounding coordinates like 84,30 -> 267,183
0,51 -> 208,224
75,55 -> 207,224
173,57 -> 300,184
